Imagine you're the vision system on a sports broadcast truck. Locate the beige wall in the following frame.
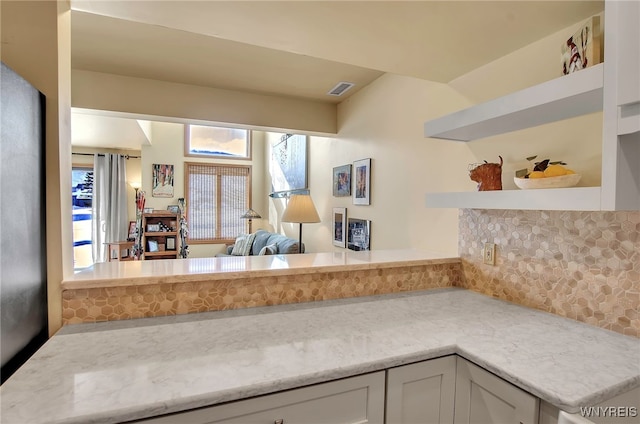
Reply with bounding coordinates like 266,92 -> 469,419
265,75 -> 477,255
141,122 -> 267,258
72,70 -> 338,135
1,1 -> 72,335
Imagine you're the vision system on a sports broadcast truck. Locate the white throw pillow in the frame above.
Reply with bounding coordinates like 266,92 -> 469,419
258,243 -> 278,256
231,233 -> 256,256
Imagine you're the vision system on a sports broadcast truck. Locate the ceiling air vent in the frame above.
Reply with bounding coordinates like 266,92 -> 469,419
327,81 -> 355,96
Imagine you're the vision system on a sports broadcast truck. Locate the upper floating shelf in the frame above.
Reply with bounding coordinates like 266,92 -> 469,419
424,63 -> 604,141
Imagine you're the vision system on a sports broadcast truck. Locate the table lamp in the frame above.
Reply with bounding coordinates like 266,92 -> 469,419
281,194 -> 320,253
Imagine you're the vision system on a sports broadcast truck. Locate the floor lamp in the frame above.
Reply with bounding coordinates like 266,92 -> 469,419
240,208 -> 262,233
281,194 -> 320,253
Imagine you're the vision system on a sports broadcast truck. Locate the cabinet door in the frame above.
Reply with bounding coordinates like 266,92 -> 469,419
136,371 -> 385,424
610,0 -> 640,107
386,356 -> 456,424
454,359 -> 538,424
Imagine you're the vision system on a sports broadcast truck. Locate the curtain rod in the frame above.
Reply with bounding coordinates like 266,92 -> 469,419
72,152 -> 140,159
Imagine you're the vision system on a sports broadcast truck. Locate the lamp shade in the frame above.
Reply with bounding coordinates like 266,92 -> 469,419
281,194 -> 320,223
240,208 -> 262,219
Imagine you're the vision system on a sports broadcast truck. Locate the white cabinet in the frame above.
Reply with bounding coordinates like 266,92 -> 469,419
600,0 -> 640,211
386,356 -> 457,424
454,359 -> 539,424
135,371 -> 385,424
423,0 -> 639,211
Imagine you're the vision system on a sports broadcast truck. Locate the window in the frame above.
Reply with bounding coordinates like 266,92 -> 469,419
185,124 -> 251,159
72,166 -> 94,270
185,163 -> 251,243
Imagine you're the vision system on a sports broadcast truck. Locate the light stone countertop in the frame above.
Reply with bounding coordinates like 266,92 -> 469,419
62,249 -> 459,289
1,288 -> 639,424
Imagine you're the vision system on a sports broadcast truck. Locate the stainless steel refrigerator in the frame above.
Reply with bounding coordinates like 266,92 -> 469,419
1,62 -> 48,383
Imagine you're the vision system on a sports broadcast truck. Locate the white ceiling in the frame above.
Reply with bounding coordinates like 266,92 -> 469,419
69,0 -> 604,149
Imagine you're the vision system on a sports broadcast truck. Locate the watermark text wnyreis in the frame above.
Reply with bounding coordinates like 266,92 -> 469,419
580,406 -> 637,418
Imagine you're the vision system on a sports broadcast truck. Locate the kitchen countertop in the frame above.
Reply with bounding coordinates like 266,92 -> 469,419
1,288 -> 638,423
62,249 -> 459,289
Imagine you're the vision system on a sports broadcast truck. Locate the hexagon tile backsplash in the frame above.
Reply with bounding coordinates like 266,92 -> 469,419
458,209 -> 639,337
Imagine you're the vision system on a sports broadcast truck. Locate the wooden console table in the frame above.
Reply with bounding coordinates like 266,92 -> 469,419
106,241 -> 134,262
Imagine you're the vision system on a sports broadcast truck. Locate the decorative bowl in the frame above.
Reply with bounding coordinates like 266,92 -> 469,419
514,174 -> 581,189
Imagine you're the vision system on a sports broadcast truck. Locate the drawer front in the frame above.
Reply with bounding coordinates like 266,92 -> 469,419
136,371 -> 385,424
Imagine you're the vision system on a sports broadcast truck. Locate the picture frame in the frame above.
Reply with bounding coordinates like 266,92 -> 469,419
270,133 -> 308,195
127,221 -> 137,241
167,205 -> 179,214
353,158 -> 371,205
561,16 -> 602,76
347,218 -> 371,251
143,207 -> 154,214
148,240 -> 159,252
147,223 -> 160,232
166,236 -> 176,251
332,164 -> 351,197
152,163 -> 174,198
332,207 -> 347,248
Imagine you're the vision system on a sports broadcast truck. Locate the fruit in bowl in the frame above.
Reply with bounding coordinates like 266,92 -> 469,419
514,157 -> 580,189
514,173 -> 581,189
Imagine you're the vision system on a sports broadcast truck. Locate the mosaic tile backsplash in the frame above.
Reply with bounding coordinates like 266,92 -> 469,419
62,263 -> 460,324
458,209 -> 639,337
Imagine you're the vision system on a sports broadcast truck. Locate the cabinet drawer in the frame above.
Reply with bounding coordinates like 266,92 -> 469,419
136,371 -> 385,424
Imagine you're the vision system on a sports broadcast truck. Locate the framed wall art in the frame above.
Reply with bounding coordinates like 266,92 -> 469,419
332,164 -> 351,197
347,218 -> 371,251
127,221 -> 137,241
332,207 -> 346,248
561,16 -> 602,76
270,133 -> 307,195
152,164 -> 174,198
353,158 -> 371,205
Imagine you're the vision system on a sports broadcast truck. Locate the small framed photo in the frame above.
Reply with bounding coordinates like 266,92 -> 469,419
348,218 -> 371,251
127,221 -> 137,241
144,207 -> 154,214
147,223 -> 160,232
332,164 -> 351,197
167,205 -> 179,214
166,237 -> 176,251
332,207 -> 347,248
148,240 -> 159,252
353,158 -> 371,205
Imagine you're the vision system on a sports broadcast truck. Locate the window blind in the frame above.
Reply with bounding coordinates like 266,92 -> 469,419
185,163 -> 251,243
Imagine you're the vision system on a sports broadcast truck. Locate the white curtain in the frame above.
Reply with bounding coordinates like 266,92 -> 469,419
92,154 -> 128,263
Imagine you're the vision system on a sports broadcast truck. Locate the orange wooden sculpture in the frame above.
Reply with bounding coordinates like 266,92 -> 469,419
469,156 -> 503,191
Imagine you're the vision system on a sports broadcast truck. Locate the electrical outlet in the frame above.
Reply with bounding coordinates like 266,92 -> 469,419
483,243 -> 495,265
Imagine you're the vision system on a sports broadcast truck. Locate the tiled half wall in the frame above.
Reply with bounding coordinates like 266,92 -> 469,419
62,263 -> 460,325
458,209 -> 639,337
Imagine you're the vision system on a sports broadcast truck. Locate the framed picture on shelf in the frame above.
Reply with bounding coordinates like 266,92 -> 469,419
353,158 -> 371,205
561,16 -> 601,76
143,207 -> 154,214
167,205 -> 179,214
166,237 -> 176,251
148,240 -> 159,252
147,224 -> 160,232
127,221 -> 137,241
332,207 -> 347,248
332,164 -> 351,197
347,218 -> 371,251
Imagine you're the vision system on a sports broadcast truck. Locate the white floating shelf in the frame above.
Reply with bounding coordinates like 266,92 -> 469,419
424,64 -> 604,141
425,187 -> 602,211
